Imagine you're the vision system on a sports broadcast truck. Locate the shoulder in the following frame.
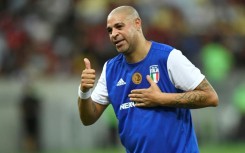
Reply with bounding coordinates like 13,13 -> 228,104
103,53 -> 125,74
151,41 -> 175,53
149,41 -> 175,63
106,53 -> 124,66
167,49 -> 205,91
168,49 -> 189,64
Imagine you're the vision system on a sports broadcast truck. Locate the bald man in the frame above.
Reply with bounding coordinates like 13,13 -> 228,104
78,6 -> 218,153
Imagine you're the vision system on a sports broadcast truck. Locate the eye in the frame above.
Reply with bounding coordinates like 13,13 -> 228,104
116,24 -> 123,30
116,25 -> 122,29
107,28 -> 112,34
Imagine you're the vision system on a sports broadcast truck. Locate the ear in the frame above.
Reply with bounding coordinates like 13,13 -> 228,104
135,18 -> 142,30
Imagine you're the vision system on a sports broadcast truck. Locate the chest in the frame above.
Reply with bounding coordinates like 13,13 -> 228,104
106,59 -> 171,107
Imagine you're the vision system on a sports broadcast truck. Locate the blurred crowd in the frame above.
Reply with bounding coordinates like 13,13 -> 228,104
0,0 -> 244,79
0,1 -> 245,152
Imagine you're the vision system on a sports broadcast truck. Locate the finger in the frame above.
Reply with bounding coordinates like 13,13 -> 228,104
82,78 -> 95,84
130,97 -> 141,102
81,72 -> 95,80
129,93 -> 144,102
81,84 -> 94,88
135,102 -> 145,107
146,75 -> 155,85
130,89 -> 145,94
129,93 -> 143,98
84,58 -> 91,69
82,68 -> 96,76
81,84 -> 94,92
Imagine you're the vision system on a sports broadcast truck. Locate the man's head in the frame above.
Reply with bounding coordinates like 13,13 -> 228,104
107,6 -> 144,54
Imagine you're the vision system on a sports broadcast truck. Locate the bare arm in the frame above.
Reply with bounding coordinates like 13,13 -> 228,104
78,97 -> 107,126
163,78 -> 218,108
129,75 -> 218,109
78,58 -> 107,125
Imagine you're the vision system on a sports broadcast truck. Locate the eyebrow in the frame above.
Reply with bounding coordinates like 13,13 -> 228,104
107,22 -> 125,30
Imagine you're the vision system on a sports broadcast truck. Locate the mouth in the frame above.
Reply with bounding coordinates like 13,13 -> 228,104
114,39 -> 125,47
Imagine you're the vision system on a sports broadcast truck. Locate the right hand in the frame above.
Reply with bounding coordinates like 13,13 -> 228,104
80,58 -> 96,92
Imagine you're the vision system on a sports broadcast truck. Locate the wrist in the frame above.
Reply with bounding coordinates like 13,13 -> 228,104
78,85 -> 92,99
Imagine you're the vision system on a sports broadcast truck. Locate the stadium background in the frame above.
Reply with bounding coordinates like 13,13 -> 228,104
0,0 -> 244,153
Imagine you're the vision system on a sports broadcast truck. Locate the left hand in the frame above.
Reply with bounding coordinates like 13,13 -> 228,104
128,75 -> 162,107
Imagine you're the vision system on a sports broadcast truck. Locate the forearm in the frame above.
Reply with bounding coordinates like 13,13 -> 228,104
159,79 -> 218,109
160,90 -> 217,109
130,78 -> 218,109
78,97 -> 101,126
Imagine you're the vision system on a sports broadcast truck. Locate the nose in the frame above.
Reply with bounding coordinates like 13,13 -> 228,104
111,28 -> 119,38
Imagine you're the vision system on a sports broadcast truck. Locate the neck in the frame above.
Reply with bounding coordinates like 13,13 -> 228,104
125,40 -> 151,63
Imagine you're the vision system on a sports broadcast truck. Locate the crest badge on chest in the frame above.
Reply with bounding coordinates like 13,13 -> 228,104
150,65 -> 160,83
132,72 -> 142,84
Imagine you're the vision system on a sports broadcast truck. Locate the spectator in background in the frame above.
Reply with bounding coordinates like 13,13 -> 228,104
233,81 -> 245,141
200,33 -> 234,84
20,83 -> 41,153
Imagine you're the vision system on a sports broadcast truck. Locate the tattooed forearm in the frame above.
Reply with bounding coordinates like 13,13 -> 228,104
170,79 -> 213,108
195,79 -> 212,91
172,91 -> 208,108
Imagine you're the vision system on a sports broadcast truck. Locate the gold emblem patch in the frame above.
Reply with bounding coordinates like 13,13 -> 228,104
132,72 -> 142,84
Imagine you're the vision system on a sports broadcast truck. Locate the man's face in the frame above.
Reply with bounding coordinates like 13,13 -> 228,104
107,13 -> 137,54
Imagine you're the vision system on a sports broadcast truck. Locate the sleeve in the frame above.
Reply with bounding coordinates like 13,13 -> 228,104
91,62 -> 110,105
167,49 -> 205,91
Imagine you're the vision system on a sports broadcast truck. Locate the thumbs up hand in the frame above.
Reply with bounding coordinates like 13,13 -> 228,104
80,58 -> 96,92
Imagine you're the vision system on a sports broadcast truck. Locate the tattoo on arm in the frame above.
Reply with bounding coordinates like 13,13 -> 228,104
195,79 -> 210,91
172,79 -> 211,108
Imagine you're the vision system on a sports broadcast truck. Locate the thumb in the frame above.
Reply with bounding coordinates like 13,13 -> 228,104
146,75 -> 156,86
84,58 -> 91,69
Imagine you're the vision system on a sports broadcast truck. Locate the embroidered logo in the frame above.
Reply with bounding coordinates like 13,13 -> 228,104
132,72 -> 142,84
116,78 -> 126,86
150,65 -> 160,83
